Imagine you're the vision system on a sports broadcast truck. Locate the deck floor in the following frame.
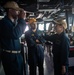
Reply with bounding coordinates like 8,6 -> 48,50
0,49 -> 74,75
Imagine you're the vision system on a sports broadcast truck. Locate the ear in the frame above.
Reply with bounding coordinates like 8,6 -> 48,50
9,9 -> 12,11
9,9 -> 13,13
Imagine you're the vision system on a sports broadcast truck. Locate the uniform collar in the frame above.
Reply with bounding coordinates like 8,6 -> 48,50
57,31 -> 65,36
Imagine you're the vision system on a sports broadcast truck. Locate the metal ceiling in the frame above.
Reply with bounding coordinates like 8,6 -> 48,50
0,0 -> 74,21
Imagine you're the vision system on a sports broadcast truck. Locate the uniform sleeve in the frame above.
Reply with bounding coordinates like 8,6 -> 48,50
25,32 -> 36,47
61,37 -> 70,66
39,36 -> 46,44
43,34 -> 55,42
0,19 -> 26,39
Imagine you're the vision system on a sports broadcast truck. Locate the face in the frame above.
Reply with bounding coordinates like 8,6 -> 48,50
55,24 -> 63,34
9,9 -> 20,19
30,22 -> 37,30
